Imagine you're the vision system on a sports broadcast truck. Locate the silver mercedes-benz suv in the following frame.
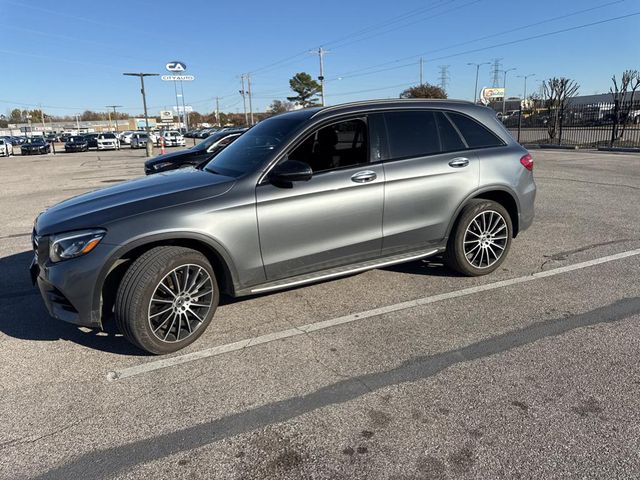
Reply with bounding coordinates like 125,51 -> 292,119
31,99 -> 536,354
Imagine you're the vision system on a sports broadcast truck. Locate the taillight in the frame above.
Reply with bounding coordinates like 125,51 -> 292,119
520,153 -> 533,171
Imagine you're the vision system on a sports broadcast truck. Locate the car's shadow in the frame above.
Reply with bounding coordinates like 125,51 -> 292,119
0,250 -> 145,356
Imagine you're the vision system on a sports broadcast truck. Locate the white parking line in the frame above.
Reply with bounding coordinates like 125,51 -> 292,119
107,247 -> 640,381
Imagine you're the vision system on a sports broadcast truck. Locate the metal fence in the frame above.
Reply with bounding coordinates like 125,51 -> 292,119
503,100 -> 640,149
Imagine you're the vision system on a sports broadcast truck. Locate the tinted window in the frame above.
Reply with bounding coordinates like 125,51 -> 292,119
384,111 -> 440,159
435,112 -> 466,152
205,116 -> 304,177
289,119 -> 368,173
446,112 -> 503,148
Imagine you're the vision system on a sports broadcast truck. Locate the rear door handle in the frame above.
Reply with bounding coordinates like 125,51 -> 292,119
448,157 -> 470,168
351,170 -> 377,183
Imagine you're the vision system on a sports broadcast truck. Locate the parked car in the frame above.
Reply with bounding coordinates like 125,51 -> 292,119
21,137 -> 50,155
30,99 -> 536,354
45,133 -> 60,143
0,138 -> 14,156
96,133 -> 120,150
119,131 -> 135,145
11,136 -> 27,145
83,133 -> 99,149
144,128 -> 247,174
64,136 -> 89,152
130,132 -> 149,149
159,130 -> 186,147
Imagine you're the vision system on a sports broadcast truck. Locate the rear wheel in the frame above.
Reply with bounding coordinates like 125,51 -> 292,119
115,246 -> 219,354
444,199 -> 512,276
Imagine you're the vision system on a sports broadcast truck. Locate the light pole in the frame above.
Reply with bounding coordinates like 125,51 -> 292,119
502,68 -> 517,117
467,62 -> 490,103
123,72 -> 158,157
106,105 -> 122,133
517,73 -> 536,108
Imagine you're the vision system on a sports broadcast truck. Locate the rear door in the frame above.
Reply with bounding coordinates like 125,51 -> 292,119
378,109 -> 480,255
256,117 -> 384,280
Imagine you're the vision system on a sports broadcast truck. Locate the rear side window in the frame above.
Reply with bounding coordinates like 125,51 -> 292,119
384,111 -> 440,159
435,112 -> 466,152
446,112 -> 503,148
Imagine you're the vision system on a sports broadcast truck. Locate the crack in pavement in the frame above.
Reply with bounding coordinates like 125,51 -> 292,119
535,176 -> 640,191
538,238 -> 639,271
33,296 -> 640,480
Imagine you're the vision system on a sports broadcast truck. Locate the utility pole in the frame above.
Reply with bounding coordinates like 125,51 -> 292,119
502,68 -> 516,117
123,72 -> 158,157
215,97 -> 220,126
311,47 -> 328,106
467,62 -> 490,103
39,104 -> 46,133
240,74 -> 248,126
438,65 -> 450,92
75,114 -> 80,132
419,57 -> 424,85
105,105 -> 123,133
247,73 -> 254,125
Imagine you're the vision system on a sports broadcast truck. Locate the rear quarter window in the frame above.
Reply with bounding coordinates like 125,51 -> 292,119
446,112 -> 504,148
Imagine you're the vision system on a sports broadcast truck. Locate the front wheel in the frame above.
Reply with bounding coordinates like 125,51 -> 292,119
115,246 -> 219,354
444,199 -> 512,276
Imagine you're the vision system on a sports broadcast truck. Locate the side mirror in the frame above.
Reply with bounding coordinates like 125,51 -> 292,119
270,159 -> 313,187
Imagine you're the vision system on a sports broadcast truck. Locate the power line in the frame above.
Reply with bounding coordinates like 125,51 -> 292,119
328,0 -> 628,80
328,11 -> 640,83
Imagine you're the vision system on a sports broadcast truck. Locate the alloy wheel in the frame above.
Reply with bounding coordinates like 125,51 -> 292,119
463,210 -> 508,269
147,264 -> 214,343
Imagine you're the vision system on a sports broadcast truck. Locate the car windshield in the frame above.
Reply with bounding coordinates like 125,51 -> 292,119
204,117 -> 304,177
26,138 -> 44,144
70,136 -> 84,142
101,134 -> 116,139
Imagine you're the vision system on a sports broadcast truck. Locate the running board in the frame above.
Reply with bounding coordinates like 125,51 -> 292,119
243,248 -> 442,295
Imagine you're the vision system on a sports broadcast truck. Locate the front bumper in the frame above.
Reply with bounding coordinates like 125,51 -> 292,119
31,242 -> 118,329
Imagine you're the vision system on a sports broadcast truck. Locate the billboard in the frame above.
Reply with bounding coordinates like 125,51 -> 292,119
160,111 -> 173,122
481,87 -> 505,100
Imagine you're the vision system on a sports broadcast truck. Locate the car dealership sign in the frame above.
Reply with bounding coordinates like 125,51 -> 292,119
166,61 -> 187,72
161,75 -> 195,81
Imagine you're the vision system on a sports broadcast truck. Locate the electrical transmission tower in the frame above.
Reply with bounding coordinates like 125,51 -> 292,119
438,65 -> 450,92
491,58 -> 503,87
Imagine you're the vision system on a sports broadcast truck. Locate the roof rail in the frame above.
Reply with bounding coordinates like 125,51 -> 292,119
311,98 -> 474,117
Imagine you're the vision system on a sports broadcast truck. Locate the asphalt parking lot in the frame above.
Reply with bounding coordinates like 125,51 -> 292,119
1,147 -> 639,479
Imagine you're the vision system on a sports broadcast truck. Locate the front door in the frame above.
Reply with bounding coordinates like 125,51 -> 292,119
256,118 -> 384,280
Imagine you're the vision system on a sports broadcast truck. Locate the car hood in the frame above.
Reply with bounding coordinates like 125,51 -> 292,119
144,148 -> 203,166
36,169 -> 235,236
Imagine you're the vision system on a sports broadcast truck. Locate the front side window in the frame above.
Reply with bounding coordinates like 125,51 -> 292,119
288,119 -> 368,173
446,112 -> 503,148
384,111 -> 441,159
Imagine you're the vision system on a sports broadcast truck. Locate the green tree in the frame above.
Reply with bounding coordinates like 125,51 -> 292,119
268,99 -> 295,113
9,108 -> 22,122
287,72 -> 320,108
400,83 -> 447,99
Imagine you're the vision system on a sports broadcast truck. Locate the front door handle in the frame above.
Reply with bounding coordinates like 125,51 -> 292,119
351,170 -> 377,183
448,157 -> 470,168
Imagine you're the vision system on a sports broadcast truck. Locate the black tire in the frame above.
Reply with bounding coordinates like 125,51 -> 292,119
115,246 -> 219,354
444,199 -> 512,276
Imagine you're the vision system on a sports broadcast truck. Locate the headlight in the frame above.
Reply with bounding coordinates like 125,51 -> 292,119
49,229 -> 106,262
153,161 -> 174,170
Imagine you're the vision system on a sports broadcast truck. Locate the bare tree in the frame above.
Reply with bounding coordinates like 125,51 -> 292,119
610,70 -> 640,145
542,77 -> 580,143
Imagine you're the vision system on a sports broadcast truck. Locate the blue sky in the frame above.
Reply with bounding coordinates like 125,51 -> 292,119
1,0 -> 639,117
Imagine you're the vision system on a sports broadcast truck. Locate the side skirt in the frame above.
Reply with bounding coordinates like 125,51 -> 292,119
235,247 -> 444,297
